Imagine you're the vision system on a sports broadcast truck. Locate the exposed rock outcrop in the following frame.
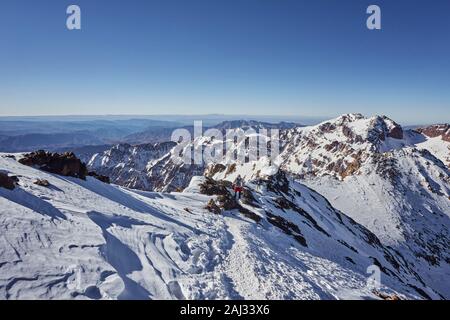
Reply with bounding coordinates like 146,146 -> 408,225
0,172 -> 16,190
19,150 -> 88,180
199,177 -> 261,222
199,177 -> 232,196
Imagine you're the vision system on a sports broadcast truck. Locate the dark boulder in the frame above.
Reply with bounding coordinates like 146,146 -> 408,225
19,150 -> 88,180
199,177 -> 261,222
273,196 -> 293,210
241,188 -> 259,207
0,172 -> 16,190
236,206 -> 261,223
199,177 -> 232,196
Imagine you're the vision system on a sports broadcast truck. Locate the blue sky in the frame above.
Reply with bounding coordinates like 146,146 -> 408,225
0,0 -> 449,124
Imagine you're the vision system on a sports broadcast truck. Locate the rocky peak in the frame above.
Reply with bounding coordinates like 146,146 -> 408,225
367,115 -> 404,142
312,114 -> 403,143
279,114 -> 408,180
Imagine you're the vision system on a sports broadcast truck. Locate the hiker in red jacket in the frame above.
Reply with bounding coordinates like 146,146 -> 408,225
233,175 -> 243,200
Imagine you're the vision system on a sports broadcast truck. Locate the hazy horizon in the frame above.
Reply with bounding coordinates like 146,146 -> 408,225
0,112 -> 445,127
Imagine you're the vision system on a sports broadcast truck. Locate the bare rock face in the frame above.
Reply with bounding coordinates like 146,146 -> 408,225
0,172 -> 16,190
19,150 -> 88,180
369,116 -> 404,142
387,124 -> 404,140
417,124 -> 450,142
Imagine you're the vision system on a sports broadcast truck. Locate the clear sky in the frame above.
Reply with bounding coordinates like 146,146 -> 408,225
0,0 -> 449,124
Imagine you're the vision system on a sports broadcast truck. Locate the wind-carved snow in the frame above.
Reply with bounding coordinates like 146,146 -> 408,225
0,154 -> 437,300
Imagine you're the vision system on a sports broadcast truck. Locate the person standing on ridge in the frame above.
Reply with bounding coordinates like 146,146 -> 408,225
233,175 -> 243,200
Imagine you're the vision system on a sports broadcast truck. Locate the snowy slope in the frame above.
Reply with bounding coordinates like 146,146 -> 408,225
416,136 -> 450,167
0,154 -> 436,300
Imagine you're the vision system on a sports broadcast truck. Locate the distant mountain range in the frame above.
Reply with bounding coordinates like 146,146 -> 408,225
123,120 -> 299,144
0,118 -> 299,153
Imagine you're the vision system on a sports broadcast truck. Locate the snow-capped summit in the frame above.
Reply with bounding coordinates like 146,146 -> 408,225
280,114 -> 405,179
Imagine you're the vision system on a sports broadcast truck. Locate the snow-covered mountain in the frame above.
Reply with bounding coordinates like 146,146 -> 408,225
2,114 -> 448,300
0,154 -> 440,299
277,114 -> 450,298
280,115 -> 450,178
87,115 -> 448,193
88,142 -> 178,191
87,120 -> 294,192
